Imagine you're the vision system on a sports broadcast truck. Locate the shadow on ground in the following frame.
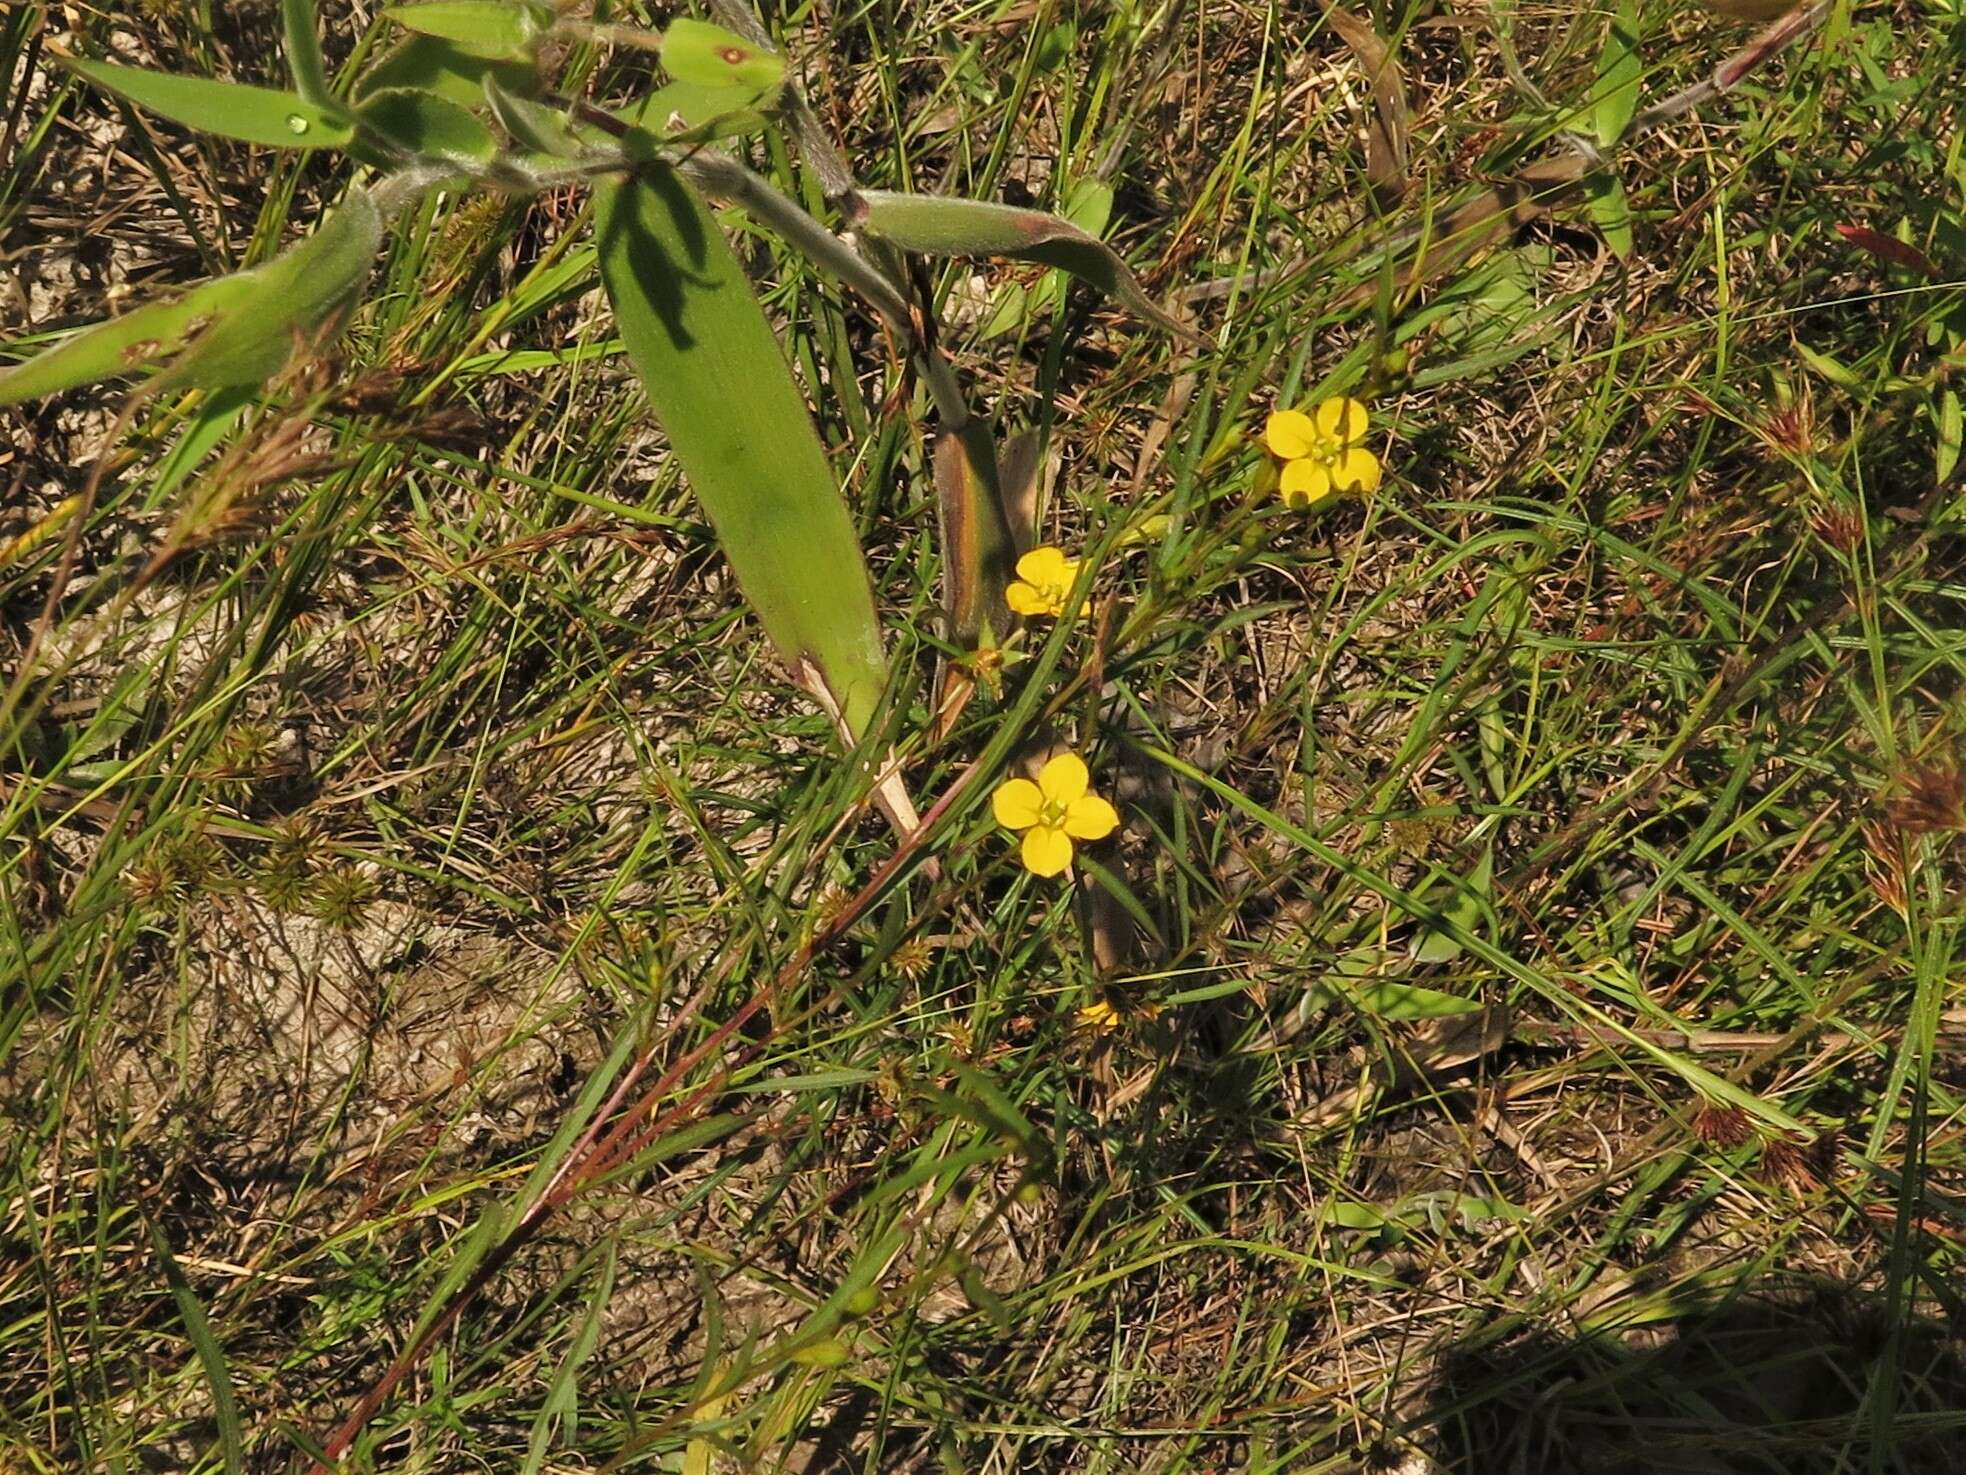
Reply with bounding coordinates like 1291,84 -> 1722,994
1418,1277 -> 1966,1474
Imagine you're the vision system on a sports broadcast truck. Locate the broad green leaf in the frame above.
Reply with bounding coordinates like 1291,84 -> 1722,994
1593,4 -> 1643,148
158,189 -> 381,391
1583,171 -> 1634,260
358,33 -> 539,110
855,190 -> 1196,340
380,0 -> 546,59
1327,1201 -> 1389,1230
281,0 -> 335,108
661,18 -> 784,95
982,177 -> 1115,335
0,190 -> 374,402
61,57 -> 354,149
1296,944 -> 1481,1022
357,86 -> 497,162
595,167 -> 888,736
153,191 -> 379,393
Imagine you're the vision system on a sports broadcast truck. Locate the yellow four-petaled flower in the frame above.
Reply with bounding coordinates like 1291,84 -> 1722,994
992,752 -> 1119,877
1005,545 -> 1087,619
1264,397 -> 1382,507
1077,996 -> 1163,1034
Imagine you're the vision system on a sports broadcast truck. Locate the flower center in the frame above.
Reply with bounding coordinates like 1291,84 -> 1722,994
1038,799 -> 1071,829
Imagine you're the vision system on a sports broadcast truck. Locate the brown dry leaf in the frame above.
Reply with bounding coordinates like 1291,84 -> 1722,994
997,427 -> 1043,556
1319,2 -> 1411,211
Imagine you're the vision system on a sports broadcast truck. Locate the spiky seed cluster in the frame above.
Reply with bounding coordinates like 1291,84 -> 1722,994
311,868 -> 378,932
1690,1101 -> 1752,1150
1888,756 -> 1966,835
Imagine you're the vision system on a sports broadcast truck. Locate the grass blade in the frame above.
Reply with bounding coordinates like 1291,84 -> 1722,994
143,1216 -> 245,1475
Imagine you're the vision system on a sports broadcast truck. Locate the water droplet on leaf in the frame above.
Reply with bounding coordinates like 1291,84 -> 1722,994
286,114 -> 310,135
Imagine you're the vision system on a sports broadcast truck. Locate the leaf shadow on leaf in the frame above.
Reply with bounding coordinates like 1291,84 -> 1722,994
596,167 -> 716,349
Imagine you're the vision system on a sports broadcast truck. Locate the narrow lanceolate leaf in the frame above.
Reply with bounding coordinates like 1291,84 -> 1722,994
60,56 -> 355,149
281,0 -> 335,108
855,191 -> 1198,341
158,189 -> 382,391
379,0 -> 546,59
0,275 -> 260,406
0,189 -> 381,406
595,166 -> 888,737
660,18 -> 785,95
358,87 -> 497,162
1593,3 -> 1643,149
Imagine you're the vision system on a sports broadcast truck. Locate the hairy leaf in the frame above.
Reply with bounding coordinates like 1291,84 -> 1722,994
628,79 -> 773,144
358,86 -> 497,162
161,190 -> 381,391
0,190 -> 380,405
856,190 -> 1196,340
483,75 -> 579,156
358,33 -> 539,109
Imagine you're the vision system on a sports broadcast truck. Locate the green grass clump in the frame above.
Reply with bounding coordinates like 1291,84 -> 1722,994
3,2 -> 1965,1473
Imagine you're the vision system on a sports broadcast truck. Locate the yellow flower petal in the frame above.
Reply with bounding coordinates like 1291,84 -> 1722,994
992,777 -> 1044,830
1063,793 -> 1119,840
1330,445 -> 1381,493
1279,458 -> 1333,508
1314,396 -> 1368,444
1264,409 -> 1318,461
1015,546 -> 1070,586
1036,751 -> 1089,805
1077,999 -> 1121,1032
1005,581 -> 1054,617
1021,824 -> 1074,877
